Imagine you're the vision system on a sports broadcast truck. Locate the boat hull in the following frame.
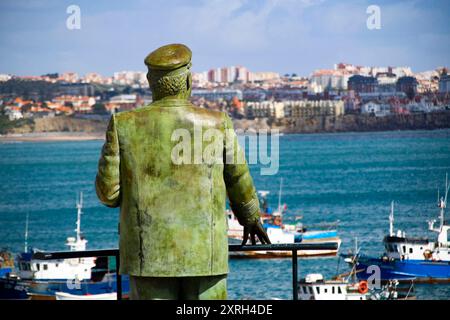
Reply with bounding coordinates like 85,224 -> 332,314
229,238 -> 341,259
354,257 -> 450,283
0,277 -> 29,300
55,291 -> 117,300
0,274 -> 130,299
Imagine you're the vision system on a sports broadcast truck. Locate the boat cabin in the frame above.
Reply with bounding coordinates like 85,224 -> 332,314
383,235 -> 434,261
298,274 -> 369,300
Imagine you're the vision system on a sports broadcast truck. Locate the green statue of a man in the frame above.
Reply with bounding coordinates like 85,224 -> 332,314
95,43 -> 270,300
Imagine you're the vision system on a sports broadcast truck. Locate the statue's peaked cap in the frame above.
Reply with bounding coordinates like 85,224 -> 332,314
144,44 -> 192,71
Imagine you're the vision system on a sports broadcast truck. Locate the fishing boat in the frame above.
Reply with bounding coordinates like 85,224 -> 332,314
298,273 -> 414,300
0,192 -> 129,299
228,179 -> 341,258
344,175 -> 450,283
300,249 -> 416,300
0,214 -> 32,300
0,251 -> 28,300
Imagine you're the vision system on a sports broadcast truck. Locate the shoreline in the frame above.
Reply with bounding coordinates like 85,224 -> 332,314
0,132 -> 105,142
1,127 -> 449,143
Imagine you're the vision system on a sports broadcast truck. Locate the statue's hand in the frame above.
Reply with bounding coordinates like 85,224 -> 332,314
241,220 -> 271,245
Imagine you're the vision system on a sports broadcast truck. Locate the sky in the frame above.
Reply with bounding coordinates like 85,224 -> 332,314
0,0 -> 449,77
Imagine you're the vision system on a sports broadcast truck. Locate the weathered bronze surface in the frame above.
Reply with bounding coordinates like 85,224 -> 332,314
129,274 -> 227,300
95,44 -> 266,280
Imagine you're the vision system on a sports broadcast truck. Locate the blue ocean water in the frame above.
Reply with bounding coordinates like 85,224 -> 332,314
0,129 -> 449,300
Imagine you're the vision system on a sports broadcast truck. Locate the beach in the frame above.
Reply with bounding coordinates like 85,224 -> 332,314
0,132 -> 105,142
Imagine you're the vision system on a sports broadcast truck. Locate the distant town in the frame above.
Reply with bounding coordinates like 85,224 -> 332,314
1,62 -> 450,135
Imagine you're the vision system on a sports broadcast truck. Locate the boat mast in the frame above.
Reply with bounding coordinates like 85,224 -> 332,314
24,212 -> 29,253
389,201 -> 395,237
277,178 -> 283,215
350,237 -> 358,283
437,188 -> 440,209
75,192 -> 83,242
440,173 -> 449,229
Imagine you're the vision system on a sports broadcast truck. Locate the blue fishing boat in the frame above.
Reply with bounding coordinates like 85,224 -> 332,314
345,175 -> 450,283
0,192 -> 129,299
0,250 -> 28,299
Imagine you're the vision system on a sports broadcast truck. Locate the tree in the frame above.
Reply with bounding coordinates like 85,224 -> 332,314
92,103 -> 107,114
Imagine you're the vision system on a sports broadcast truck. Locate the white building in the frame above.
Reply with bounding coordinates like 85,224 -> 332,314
406,102 -> 434,113
308,82 -> 324,94
0,74 -> 12,82
110,94 -> 137,104
83,73 -> 104,84
250,72 -> 281,82
245,101 -> 284,119
376,73 -> 397,85
310,70 -> 350,92
361,101 -> 391,117
59,72 -> 79,83
235,66 -> 249,83
192,72 -> 208,87
4,107 -> 23,121
390,66 -> 413,77
287,100 -> 345,118
226,67 -> 237,83
113,71 -> 147,86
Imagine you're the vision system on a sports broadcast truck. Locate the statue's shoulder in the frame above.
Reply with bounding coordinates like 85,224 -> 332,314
113,101 -> 228,126
186,103 -> 228,124
113,102 -> 159,122
184,101 -> 225,117
112,109 -> 137,123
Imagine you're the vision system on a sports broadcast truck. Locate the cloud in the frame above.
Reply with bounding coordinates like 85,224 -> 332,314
169,0 -> 319,52
0,0 -> 448,76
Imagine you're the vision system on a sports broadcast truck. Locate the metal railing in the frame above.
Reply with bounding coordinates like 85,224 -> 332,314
33,242 -> 338,300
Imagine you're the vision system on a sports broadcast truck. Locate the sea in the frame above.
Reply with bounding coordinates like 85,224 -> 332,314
1,129 -> 449,300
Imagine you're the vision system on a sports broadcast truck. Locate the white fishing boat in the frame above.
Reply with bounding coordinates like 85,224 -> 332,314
298,273 -> 412,300
55,291 -> 117,300
15,192 -> 96,283
0,192 -> 129,299
228,179 -> 341,258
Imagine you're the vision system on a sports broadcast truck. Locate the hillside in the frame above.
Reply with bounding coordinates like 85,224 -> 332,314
1,115 -> 108,135
1,111 -> 450,138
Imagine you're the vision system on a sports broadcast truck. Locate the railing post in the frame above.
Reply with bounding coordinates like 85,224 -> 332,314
115,253 -> 122,300
292,249 -> 298,300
